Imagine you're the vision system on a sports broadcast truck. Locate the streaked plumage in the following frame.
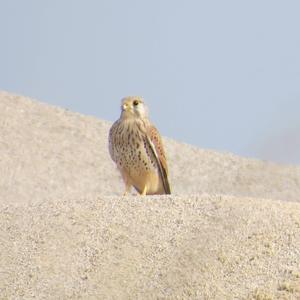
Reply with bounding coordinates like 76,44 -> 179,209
109,96 -> 171,195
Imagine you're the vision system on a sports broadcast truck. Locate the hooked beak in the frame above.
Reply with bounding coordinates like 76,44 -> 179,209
121,103 -> 127,111
122,103 -> 133,113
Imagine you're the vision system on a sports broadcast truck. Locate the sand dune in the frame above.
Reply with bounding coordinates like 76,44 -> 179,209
1,91 -> 300,299
1,91 -> 299,204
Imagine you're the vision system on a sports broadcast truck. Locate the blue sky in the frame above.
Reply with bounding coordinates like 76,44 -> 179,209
1,1 -> 300,164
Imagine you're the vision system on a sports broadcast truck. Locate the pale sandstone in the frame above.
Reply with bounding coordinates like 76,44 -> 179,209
1,91 -> 300,299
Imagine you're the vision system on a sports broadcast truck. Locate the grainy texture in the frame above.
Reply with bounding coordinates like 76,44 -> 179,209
1,91 -> 300,204
1,91 -> 300,299
1,196 -> 300,299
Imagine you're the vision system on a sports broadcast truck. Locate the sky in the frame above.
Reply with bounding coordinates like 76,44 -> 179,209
1,0 -> 300,164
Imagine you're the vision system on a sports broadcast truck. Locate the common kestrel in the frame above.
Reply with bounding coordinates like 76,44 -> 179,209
109,96 -> 171,196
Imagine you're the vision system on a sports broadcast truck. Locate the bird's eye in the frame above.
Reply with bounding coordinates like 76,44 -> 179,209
133,100 -> 139,106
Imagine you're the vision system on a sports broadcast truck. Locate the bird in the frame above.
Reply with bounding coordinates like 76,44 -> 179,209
109,96 -> 171,196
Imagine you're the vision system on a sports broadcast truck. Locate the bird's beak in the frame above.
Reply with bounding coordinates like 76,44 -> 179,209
121,103 -> 127,111
122,103 -> 133,112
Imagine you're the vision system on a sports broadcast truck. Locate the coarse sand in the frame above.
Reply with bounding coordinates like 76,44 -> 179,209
1,91 -> 300,299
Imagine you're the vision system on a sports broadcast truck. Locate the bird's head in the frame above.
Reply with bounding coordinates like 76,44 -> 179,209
120,96 -> 148,119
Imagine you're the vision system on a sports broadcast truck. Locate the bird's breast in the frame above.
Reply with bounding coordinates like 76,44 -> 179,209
112,121 -> 157,174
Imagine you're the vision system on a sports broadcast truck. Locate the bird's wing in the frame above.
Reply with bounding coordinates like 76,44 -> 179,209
108,120 -> 122,164
146,125 -> 171,194
108,122 -> 117,162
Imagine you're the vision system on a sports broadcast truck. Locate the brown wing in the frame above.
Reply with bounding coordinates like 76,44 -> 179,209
146,125 -> 171,194
108,121 -> 118,163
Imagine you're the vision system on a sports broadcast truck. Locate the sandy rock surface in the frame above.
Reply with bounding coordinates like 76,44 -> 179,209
1,91 -> 300,299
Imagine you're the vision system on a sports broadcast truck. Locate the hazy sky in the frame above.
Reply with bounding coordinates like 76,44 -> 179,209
1,1 -> 300,164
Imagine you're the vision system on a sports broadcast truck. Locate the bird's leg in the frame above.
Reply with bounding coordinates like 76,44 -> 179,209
120,169 -> 132,197
123,183 -> 131,197
141,185 -> 148,196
